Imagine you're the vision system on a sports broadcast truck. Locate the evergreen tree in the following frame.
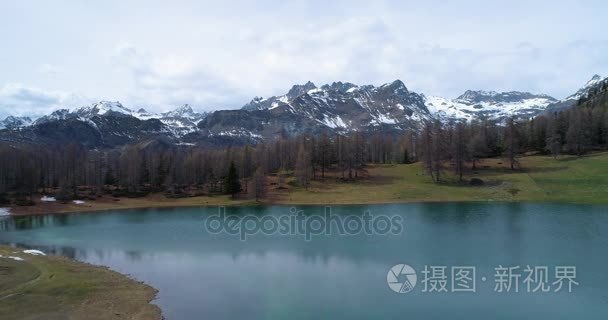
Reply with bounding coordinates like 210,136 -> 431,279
104,167 -> 116,186
224,161 -> 241,198
402,148 -> 410,164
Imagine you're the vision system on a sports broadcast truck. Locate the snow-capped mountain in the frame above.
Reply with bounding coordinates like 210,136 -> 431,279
565,74 -> 604,101
33,109 -> 71,124
210,80 -> 556,142
158,104 -> 208,136
426,90 -> 557,122
74,101 -> 135,119
33,101 -> 208,137
197,80 -> 433,144
0,101 -> 210,148
544,74 -> 608,113
33,101 -> 135,124
0,75 -> 603,147
0,116 -> 33,130
236,79 -> 431,129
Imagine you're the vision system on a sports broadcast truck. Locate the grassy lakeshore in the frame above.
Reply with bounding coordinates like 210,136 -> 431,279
0,246 -> 161,320
6,152 -> 608,216
282,152 -> 608,205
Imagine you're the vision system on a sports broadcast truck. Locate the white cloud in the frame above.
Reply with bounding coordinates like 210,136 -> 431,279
110,44 -> 248,112
0,83 -> 91,119
39,64 -> 63,76
0,0 -> 607,117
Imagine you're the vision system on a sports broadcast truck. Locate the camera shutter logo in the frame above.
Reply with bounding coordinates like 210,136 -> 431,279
387,264 -> 417,293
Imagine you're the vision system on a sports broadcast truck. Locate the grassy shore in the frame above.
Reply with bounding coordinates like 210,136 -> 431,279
0,246 -> 161,320
6,152 -> 608,216
282,152 -> 608,205
7,192 -> 255,216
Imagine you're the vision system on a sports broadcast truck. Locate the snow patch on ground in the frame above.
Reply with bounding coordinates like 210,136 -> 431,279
0,207 -> 10,216
41,196 -> 56,202
0,255 -> 24,261
23,249 -> 46,256
73,200 -> 85,204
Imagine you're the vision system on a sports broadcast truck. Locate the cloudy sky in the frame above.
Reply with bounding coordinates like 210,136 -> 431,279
1,0 -> 606,118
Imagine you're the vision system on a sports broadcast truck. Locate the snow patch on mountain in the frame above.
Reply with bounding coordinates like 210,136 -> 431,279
0,116 -> 32,130
564,74 -> 604,101
25,102 -> 208,137
158,104 -> 208,136
240,79 -> 433,132
4,75 -> 604,145
426,90 -> 557,122
318,115 -> 348,129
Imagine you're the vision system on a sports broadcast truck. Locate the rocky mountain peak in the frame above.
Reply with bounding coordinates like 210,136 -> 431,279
68,101 -> 134,120
380,79 -> 409,95
455,90 -> 555,105
2,75 -> 602,147
176,104 -> 194,113
241,97 -> 267,111
287,81 -> 317,99
93,101 -> 132,114
0,116 -> 33,130
564,74 -> 605,101
165,104 -> 193,116
456,90 -> 498,103
321,81 -> 358,93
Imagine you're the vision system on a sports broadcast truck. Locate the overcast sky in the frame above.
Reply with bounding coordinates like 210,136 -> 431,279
1,0 -> 606,118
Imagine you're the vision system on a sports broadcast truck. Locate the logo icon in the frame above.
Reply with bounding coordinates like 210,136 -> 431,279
387,264 -> 417,293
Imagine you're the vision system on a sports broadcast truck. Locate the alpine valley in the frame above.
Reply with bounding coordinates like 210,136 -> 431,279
1,75 -> 606,148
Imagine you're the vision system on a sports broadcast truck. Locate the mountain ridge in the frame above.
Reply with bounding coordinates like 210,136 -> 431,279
1,75 -> 606,147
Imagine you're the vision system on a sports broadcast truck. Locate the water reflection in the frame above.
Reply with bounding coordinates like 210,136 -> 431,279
1,203 -> 607,319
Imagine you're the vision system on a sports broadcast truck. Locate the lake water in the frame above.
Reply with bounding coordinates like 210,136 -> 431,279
1,203 -> 607,319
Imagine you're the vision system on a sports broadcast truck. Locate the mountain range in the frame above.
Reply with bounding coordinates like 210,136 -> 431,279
1,75 -> 606,148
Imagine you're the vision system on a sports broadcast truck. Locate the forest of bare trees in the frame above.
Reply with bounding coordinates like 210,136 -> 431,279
1,87 -> 607,205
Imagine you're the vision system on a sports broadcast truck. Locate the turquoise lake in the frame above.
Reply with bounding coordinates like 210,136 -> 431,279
1,203 -> 607,319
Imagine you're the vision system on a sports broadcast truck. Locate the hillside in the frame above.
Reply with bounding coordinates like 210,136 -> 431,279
578,76 -> 608,110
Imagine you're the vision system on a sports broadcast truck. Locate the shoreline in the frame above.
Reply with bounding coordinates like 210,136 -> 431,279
4,195 -> 606,218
